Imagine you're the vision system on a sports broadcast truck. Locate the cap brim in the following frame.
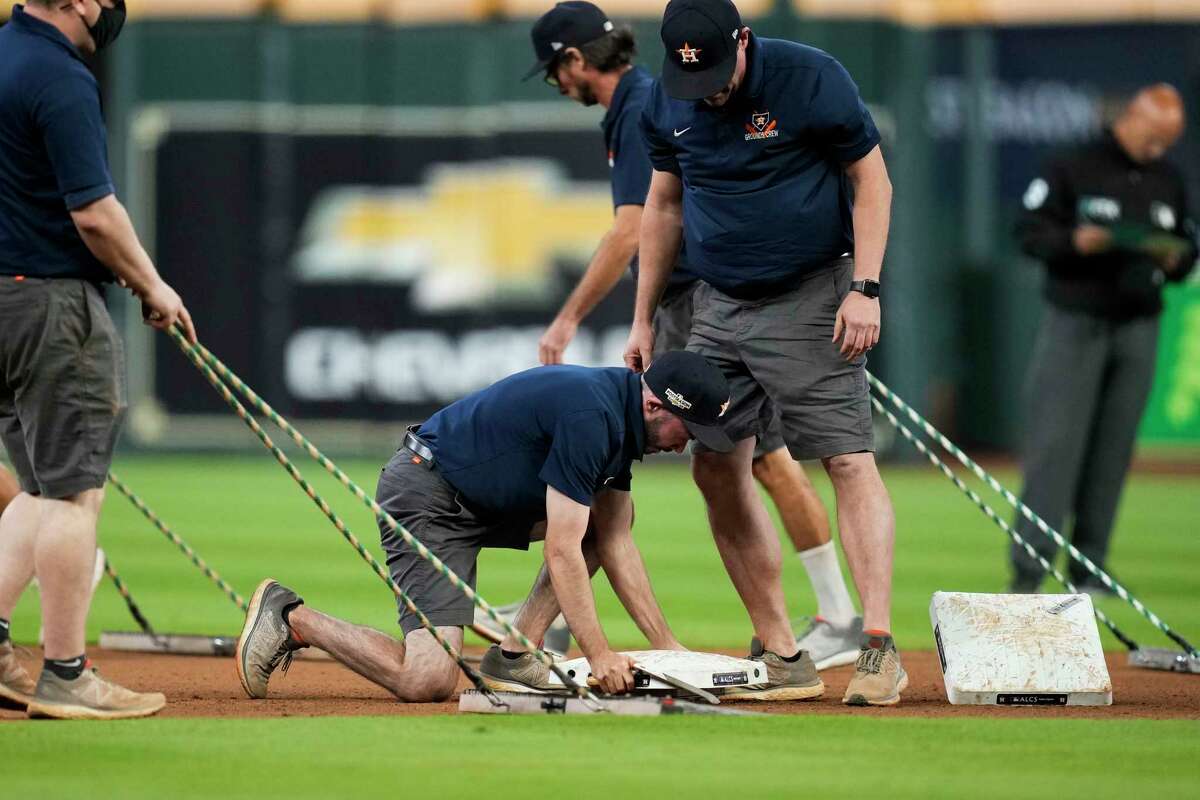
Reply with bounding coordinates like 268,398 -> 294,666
660,51 -> 737,101
521,57 -> 552,82
683,420 -> 735,453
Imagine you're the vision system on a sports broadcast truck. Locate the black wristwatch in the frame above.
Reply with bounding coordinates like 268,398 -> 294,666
850,279 -> 881,299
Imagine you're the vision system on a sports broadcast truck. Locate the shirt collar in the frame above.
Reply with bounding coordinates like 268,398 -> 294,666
10,5 -> 87,63
602,66 -> 648,132
742,32 -> 766,100
623,370 -> 647,463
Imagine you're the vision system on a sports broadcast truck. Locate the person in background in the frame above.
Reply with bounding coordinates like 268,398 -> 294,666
1010,84 -> 1196,594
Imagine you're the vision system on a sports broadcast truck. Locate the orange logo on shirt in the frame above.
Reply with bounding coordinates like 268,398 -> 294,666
744,110 -> 779,141
677,42 -> 702,64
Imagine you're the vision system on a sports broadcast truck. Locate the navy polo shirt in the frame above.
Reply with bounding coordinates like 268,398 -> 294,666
0,5 -> 114,282
416,366 -> 645,517
601,65 -> 696,292
640,35 -> 880,297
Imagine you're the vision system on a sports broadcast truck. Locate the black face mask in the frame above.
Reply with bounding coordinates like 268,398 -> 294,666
86,0 -> 126,51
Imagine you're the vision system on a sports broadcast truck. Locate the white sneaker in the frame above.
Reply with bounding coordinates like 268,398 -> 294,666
794,615 -> 863,670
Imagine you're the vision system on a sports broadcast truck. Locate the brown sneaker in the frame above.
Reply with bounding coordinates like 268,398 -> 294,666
843,632 -> 908,707
0,641 -> 37,709
723,637 -> 825,701
26,661 -> 166,720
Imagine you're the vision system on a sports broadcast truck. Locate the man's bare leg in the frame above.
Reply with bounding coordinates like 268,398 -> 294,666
288,606 -> 461,702
692,437 -> 796,656
0,492 -> 39,622
0,465 -> 19,515
752,448 -> 831,551
822,452 -> 893,633
753,448 -> 859,626
33,490 -> 104,659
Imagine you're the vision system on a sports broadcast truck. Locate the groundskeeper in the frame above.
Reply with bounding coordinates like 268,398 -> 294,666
514,1 -> 863,669
238,353 -> 823,702
1009,84 -> 1197,593
624,0 -> 905,705
0,1 -> 196,720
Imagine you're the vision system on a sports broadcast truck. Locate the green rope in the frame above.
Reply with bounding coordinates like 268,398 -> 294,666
869,395 -> 1140,651
102,557 -> 159,639
168,328 -> 599,705
167,330 -> 590,707
107,471 -> 247,612
868,372 -> 1197,657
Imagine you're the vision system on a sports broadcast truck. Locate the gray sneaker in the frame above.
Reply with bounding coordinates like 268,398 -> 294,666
0,641 -> 37,709
236,579 -> 307,699
723,638 -> 825,702
471,602 -> 571,658
26,662 -> 166,720
794,615 -> 864,670
479,645 -> 555,693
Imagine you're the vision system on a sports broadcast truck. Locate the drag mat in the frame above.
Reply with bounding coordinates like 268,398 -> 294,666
2,648 -> 1196,720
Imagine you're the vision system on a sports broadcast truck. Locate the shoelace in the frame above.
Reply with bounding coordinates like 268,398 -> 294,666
259,641 -> 300,679
856,646 -> 886,675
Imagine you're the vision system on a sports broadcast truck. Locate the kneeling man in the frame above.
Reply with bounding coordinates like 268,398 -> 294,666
236,352 -> 746,701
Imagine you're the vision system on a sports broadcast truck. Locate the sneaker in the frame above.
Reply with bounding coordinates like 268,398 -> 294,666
471,602 -> 571,658
794,615 -> 864,670
0,641 -> 37,709
722,638 -> 824,702
843,632 -> 908,707
479,645 -> 556,693
235,579 -> 307,699
26,662 -> 166,720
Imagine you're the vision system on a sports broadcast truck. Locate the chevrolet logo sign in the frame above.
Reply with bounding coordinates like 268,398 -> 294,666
292,161 -> 612,310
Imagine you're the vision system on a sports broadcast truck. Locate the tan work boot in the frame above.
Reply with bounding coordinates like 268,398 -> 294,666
843,632 -> 908,707
0,641 -> 37,709
26,661 -> 166,720
723,637 -> 825,701
479,645 -> 555,693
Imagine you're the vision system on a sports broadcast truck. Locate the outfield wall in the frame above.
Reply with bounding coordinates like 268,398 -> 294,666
4,4 -> 1197,451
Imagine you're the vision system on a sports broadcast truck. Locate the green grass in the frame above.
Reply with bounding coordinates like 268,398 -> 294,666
4,716 -> 1198,799
4,454 -> 1198,798
8,455 -> 1198,652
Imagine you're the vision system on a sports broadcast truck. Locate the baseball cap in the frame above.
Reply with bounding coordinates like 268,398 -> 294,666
659,0 -> 743,101
644,351 -> 734,453
522,2 -> 616,82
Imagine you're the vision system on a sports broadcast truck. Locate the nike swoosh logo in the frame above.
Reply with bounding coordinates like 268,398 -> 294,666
673,127 -> 692,137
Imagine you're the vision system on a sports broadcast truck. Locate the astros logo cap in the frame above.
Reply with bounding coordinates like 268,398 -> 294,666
644,351 -> 734,453
659,0 -> 743,101
523,2 -> 615,82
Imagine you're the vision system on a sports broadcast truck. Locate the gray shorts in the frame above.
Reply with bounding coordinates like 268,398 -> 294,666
653,283 -> 786,458
0,278 -> 127,499
376,450 -> 538,635
688,258 -> 873,461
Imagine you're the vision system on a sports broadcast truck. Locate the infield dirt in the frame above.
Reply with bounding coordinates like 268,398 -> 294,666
2,647 -> 1196,721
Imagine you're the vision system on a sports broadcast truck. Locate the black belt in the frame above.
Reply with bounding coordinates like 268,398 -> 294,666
402,427 -> 435,469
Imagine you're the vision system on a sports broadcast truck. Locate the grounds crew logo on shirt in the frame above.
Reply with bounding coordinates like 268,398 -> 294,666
665,388 -> 693,411
744,110 -> 779,141
677,42 -> 701,64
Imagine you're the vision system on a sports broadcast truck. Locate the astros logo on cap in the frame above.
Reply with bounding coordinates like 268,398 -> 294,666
677,42 -> 701,64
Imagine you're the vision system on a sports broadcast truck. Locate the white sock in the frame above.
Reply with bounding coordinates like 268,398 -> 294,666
798,541 -> 857,626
